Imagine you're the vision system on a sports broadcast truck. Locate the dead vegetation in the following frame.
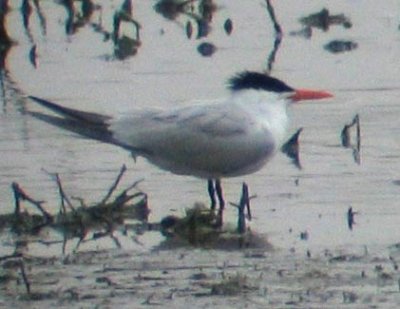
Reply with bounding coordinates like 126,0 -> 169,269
1,165 -> 149,239
0,164 -> 267,302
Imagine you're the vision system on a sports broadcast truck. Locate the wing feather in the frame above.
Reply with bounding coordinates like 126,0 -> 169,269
111,103 -> 275,177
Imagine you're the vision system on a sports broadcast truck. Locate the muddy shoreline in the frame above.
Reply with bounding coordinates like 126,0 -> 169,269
2,239 -> 400,308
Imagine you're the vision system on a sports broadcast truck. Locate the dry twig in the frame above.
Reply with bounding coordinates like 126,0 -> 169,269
11,182 -> 52,223
100,164 -> 127,205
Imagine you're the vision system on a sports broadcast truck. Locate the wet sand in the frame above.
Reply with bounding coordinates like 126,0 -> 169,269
3,240 -> 400,308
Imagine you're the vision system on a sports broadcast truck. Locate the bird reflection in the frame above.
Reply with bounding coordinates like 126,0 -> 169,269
21,0 -> 32,36
112,0 -> 141,60
0,2 -> 12,70
0,2 -> 14,106
223,18 -> 233,35
195,0 -> 216,38
154,0 -> 194,21
299,8 -> 352,32
291,8 -> 352,39
155,0 -> 220,40
32,0 -> 47,36
59,0 -> 97,35
29,45 -> 37,69
197,42 -> 216,57
21,0 -> 47,42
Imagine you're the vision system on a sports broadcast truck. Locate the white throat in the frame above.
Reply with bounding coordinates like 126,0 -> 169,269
232,89 -> 290,147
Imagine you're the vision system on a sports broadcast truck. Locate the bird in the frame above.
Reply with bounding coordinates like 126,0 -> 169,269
28,71 -> 332,223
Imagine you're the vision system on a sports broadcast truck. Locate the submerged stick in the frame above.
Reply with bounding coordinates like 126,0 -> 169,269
238,183 -> 250,234
265,0 -> 282,35
230,183 -> 255,234
341,114 -> 361,164
264,0 -> 283,73
0,252 -> 22,262
347,206 -> 357,230
12,182 -> 21,218
355,114 -> 361,152
19,260 -> 31,295
341,114 -> 360,147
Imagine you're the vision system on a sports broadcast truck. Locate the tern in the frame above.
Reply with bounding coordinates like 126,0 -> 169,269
28,71 -> 332,221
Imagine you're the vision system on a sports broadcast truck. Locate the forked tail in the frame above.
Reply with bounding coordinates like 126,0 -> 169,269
28,96 -> 132,151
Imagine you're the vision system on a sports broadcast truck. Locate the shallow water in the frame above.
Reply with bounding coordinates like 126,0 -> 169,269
1,0 -> 400,261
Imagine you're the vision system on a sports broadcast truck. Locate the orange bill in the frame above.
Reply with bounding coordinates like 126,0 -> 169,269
290,89 -> 333,102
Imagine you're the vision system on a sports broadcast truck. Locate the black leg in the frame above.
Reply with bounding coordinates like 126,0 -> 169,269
207,179 -> 216,210
215,179 -> 225,210
208,179 -> 225,227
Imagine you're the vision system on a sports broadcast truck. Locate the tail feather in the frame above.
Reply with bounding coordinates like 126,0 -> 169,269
28,111 -> 116,145
28,96 -> 144,153
28,96 -> 111,126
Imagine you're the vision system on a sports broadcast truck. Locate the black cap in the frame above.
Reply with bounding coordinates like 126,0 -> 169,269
228,71 -> 294,93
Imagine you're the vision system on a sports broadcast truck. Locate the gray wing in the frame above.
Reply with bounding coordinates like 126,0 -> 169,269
177,105 -> 250,137
111,103 -> 253,151
110,103 -> 275,177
